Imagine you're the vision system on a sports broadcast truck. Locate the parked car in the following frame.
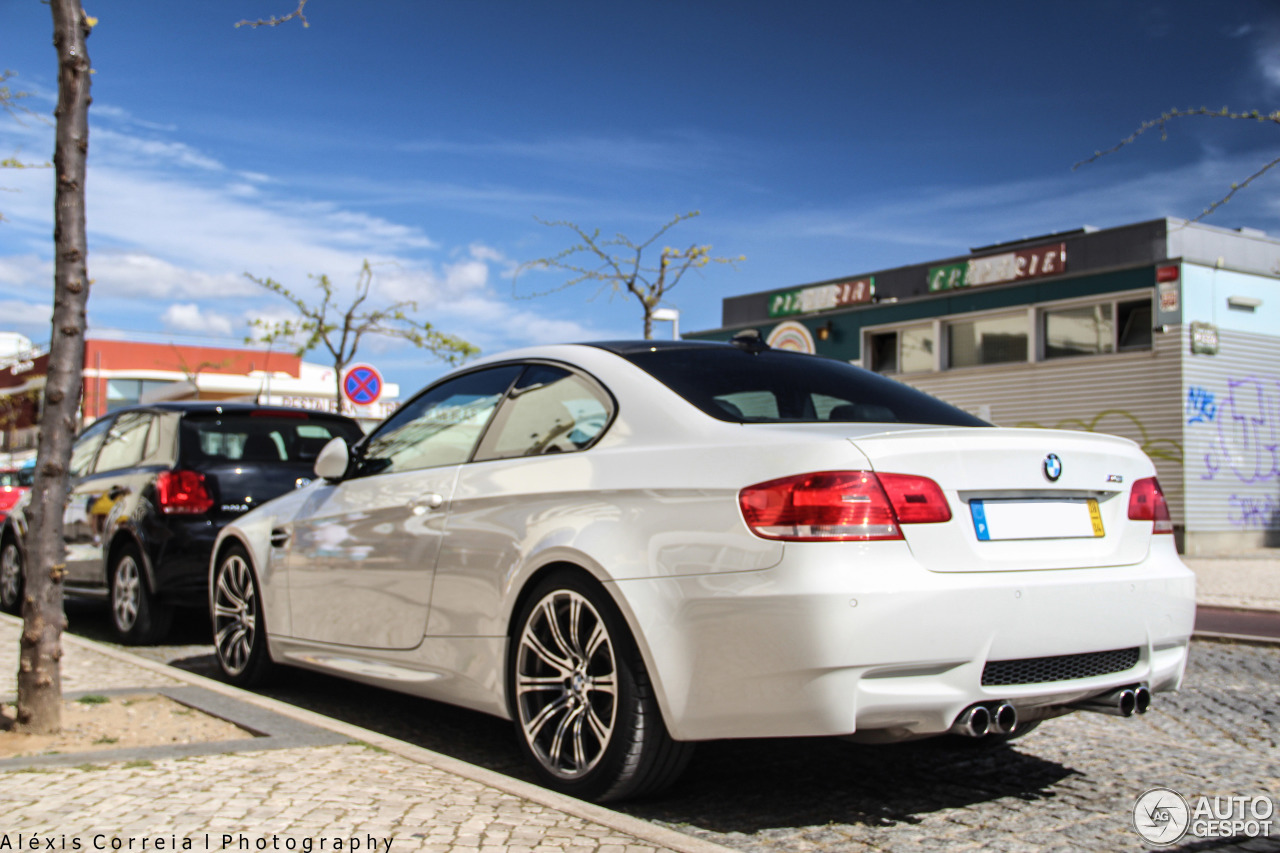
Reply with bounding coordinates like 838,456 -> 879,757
0,465 -> 33,522
0,402 -> 364,643
209,339 -> 1195,802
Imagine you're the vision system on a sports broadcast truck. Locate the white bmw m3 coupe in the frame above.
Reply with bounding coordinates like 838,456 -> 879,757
210,337 -> 1195,801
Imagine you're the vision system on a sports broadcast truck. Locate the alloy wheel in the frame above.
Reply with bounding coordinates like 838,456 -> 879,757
515,589 -> 618,779
0,542 -> 21,611
213,552 -> 257,677
111,554 -> 142,631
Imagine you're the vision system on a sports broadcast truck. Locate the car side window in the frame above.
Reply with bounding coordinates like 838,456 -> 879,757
68,417 -> 114,477
357,365 -> 522,476
92,412 -> 154,473
475,365 -> 613,461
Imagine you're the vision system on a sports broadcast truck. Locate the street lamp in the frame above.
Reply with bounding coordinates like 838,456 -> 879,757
651,308 -> 680,340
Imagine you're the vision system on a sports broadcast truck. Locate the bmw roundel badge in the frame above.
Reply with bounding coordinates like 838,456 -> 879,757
1043,453 -> 1063,482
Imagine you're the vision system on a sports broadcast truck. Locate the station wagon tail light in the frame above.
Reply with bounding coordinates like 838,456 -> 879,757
1128,476 -> 1173,533
739,471 -> 951,541
156,470 -> 214,515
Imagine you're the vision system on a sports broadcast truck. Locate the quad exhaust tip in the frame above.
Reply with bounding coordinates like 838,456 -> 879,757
991,701 -> 1018,735
950,701 -> 1019,738
950,704 -> 991,738
1071,684 -> 1152,718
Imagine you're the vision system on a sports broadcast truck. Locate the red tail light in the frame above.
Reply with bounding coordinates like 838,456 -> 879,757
155,470 -> 214,515
1128,477 -> 1173,534
739,471 -> 950,541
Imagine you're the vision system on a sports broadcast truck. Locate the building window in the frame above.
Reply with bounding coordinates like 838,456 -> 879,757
947,314 -> 1029,368
1042,297 -> 1152,359
1044,304 -> 1114,358
1116,299 -> 1153,351
868,332 -> 898,373
868,324 -> 934,374
105,379 -> 177,412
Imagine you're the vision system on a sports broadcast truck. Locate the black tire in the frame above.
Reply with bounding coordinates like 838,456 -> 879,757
508,571 -> 693,802
0,538 -> 23,615
109,542 -> 172,645
212,544 -> 274,686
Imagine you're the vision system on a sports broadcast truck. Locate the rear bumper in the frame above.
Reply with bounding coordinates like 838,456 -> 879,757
148,517 -> 221,608
611,537 -> 1195,742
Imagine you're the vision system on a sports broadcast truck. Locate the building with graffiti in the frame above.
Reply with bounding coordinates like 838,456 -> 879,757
688,218 -> 1279,555
0,333 -> 400,463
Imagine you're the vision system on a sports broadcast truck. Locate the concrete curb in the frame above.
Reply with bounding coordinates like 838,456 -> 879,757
20,620 -> 735,853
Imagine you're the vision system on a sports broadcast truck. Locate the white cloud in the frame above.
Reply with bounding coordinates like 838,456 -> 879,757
0,299 -> 53,341
0,254 -> 52,290
1259,37 -> 1280,89
161,303 -> 235,337
90,252 -> 252,300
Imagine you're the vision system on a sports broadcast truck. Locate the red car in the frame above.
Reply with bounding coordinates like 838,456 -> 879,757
0,467 -> 33,522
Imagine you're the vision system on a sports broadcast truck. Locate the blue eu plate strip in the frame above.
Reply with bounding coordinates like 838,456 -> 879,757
971,500 -> 990,541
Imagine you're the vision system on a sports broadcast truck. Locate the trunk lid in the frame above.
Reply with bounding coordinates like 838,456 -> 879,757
848,427 -> 1158,571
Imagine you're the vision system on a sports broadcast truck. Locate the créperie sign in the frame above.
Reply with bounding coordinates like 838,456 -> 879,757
928,242 -> 1066,292
769,277 -> 874,318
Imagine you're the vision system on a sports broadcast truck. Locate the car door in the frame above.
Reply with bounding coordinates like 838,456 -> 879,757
429,364 -> 616,637
284,364 -> 523,649
62,415 -> 118,587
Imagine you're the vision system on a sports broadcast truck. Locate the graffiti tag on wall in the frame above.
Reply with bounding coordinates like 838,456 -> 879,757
1188,378 -> 1280,530
1015,409 -> 1183,465
1185,386 -> 1218,425
1229,494 -> 1279,529
1195,379 -> 1280,485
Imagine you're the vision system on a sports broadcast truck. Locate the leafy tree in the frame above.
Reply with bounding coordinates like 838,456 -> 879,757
516,211 -> 743,339
16,0 -> 95,735
247,260 -> 479,409
1076,107 -> 1280,220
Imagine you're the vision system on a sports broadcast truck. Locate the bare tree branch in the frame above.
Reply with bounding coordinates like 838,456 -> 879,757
1076,107 -> 1280,221
235,0 -> 309,29
515,212 -> 744,339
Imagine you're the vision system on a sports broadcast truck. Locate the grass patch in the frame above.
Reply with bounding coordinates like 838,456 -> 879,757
350,740 -> 389,754
75,695 -> 110,705
93,736 -> 119,745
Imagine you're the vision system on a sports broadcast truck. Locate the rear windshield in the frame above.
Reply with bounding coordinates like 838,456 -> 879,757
618,346 -> 989,426
180,413 -> 364,465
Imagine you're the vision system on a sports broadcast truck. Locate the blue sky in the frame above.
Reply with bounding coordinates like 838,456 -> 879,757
3,1 -> 1280,392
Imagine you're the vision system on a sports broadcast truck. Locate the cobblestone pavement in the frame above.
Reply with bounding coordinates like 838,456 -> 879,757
0,616 -> 727,853
2,742 -> 678,853
54,605 -> 1280,853
625,640 -> 1280,853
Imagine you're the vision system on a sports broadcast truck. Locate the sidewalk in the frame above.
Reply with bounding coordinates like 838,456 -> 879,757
0,614 -> 730,853
1184,552 -> 1280,612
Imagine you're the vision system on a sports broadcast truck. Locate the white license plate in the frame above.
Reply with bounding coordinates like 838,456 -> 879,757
971,498 -> 1104,541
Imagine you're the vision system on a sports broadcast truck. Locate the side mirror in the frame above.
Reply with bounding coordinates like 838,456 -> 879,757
314,437 -> 350,481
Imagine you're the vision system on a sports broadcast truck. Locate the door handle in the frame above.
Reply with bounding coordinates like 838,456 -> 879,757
410,493 -> 445,514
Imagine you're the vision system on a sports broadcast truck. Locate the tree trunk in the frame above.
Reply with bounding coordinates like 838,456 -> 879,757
333,362 -> 345,415
17,0 -> 93,735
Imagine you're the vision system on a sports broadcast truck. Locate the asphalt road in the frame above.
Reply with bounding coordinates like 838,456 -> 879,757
61,600 -> 1280,852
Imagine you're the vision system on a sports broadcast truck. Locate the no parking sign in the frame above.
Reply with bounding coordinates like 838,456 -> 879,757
342,363 -> 383,406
